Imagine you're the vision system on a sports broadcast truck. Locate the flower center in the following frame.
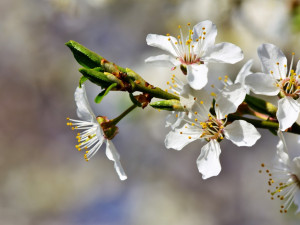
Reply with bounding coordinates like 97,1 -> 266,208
200,115 -> 225,141
167,23 -> 207,66
278,75 -> 300,99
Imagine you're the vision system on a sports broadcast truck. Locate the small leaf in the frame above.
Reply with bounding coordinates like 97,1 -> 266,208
65,40 -> 102,69
150,100 -> 184,111
79,76 -> 88,88
94,83 -> 117,104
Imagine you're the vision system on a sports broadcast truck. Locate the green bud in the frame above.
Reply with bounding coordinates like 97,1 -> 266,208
125,68 -> 146,86
79,68 -> 123,89
150,99 -> 184,111
65,40 -> 102,69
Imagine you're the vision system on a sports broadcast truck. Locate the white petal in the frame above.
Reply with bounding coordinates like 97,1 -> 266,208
192,20 -> 217,52
245,73 -> 279,95
296,60 -> 300,82
186,64 -> 208,90
180,83 -> 212,112
165,123 -> 201,150
196,140 -> 221,179
145,54 -> 180,67
292,157 -> 300,178
257,43 -> 287,79
294,189 -> 300,214
146,34 -> 178,57
75,85 -> 96,122
165,111 -> 185,130
274,134 -> 290,169
106,140 -> 127,181
202,42 -> 244,64
215,83 -> 246,119
235,59 -> 253,87
224,120 -> 261,147
277,97 -> 300,131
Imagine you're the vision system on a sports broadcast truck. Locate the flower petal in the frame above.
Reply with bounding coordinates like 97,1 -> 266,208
196,140 -> 221,179
235,59 -> 253,88
165,123 -> 202,150
146,34 -> 178,57
215,83 -> 246,119
277,97 -> 300,131
245,73 -> 279,95
224,120 -> 261,147
75,85 -> 96,122
186,64 -> 208,90
202,42 -> 244,64
257,43 -> 287,79
106,140 -> 127,181
145,54 -> 180,67
294,189 -> 300,214
165,111 -> 185,130
192,20 -> 217,53
296,60 -> 300,82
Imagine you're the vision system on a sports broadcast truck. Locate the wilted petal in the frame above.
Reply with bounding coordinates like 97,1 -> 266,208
145,54 -> 180,67
245,73 -> 279,95
258,43 -> 287,79
202,42 -> 244,64
186,64 -> 208,90
146,34 -> 178,57
75,85 -> 96,122
192,20 -> 217,53
196,140 -> 221,179
165,123 -> 201,150
224,120 -> 261,147
235,59 -> 253,88
106,140 -> 127,181
215,83 -> 246,120
277,97 -> 300,131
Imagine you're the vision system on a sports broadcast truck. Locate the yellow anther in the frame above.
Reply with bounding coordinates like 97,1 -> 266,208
200,101 -> 204,104
224,75 -> 228,79
176,114 -> 178,118
218,76 -> 222,80
72,127 -> 75,130
211,85 -> 215,88
191,123 -> 195,126
165,89 -> 168,92
215,103 -> 219,107
187,22 -> 191,26
203,32 -> 206,35
276,62 -> 279,65
166,33 -> 170,36
177,35 -> 181,39
180,132 -> 183,134
66,117 -> 70,120
202,27 -> 205,30
270,70 -> 273,74
210,92 -> 216,97
188,136 -> 192,139
194,111 -> 198,114
167,81 -> 170,85
178,25 -> 181,28
175,42 -> 178,45
203,37 -> 205,40
195,118 -> 198,122
168,38 -> 171,41
292,52 -> 295,55
284,65 -> 287,68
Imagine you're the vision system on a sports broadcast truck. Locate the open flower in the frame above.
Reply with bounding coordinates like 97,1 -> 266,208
145,20 -> 244,90
66,85 -> 127,180
165,90 -> 261,179
245,43 -> 300,130
259,132 -> 300,214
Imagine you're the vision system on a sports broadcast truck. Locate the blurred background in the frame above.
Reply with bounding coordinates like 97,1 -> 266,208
1,0 -> 300,224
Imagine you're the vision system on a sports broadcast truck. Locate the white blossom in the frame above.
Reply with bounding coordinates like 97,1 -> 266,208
245,43 -> 300,131
259,132 -> 300,214
67,85 -> 127,180
145,20 -> 244,90
165,89 -> 261,179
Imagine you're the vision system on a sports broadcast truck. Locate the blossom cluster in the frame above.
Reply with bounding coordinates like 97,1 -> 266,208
66,20 -> 300,214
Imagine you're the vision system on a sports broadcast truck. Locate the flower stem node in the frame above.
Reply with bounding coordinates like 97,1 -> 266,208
97,116 -> 119,140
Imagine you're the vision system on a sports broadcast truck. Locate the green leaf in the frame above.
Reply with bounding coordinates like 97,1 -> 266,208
150,100 -> 184,111
94,83 -> 117,104
79,76 -> 88,88
65,40 -> 102,69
